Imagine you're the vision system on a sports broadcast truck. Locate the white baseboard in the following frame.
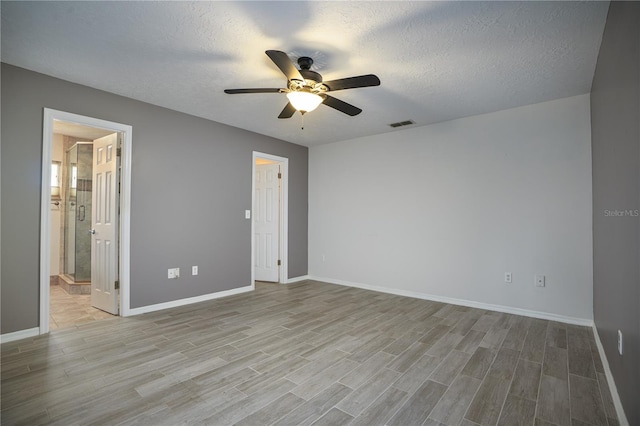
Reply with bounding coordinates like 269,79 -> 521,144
0,327 -> 40,344
127,285 -> 255,316
309,276 -> 593,327
592,325 -> 630,426
283,275 -> 310,284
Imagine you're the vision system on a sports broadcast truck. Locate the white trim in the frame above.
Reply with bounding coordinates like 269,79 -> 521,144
592,325 -> 630,426
118,121 -> 133,317
251,152 -> 289,284
309,275 -> 594,326
283,275 -> 310,284
127,285 -> 254,316
40,111 -> 55,334
40,109 -> 133,335
0,327 -> 40,344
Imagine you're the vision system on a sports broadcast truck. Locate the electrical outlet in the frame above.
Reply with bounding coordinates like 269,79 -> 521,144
504,272 -> 512,283
192,265 -> 198,276
168,267 -> 180,279
618,330 -> 623,355
535,274 -> 545,287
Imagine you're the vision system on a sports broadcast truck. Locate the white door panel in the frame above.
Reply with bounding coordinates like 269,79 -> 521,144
254,164 -> 280,282
91,133 -> 119,314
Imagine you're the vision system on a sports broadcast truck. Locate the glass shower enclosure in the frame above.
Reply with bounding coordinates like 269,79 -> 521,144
64,142 -> 93,282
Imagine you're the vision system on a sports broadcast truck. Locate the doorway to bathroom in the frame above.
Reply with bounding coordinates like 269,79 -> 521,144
40,109 -> 132,334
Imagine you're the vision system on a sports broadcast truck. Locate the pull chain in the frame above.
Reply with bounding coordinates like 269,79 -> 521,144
301,113 -> 305,130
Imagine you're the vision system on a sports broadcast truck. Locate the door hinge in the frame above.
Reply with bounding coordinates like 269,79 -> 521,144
277,259 -> 281,266
116,147 -> 122,157
114,280 -> 120,290
278,172 -> 282,179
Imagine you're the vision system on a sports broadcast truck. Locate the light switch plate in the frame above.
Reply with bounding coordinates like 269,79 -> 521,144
245,210 -> 251,219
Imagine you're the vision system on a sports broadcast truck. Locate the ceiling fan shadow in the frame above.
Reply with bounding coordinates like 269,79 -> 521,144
114,39 -> 236,65
236,1 -> 313,43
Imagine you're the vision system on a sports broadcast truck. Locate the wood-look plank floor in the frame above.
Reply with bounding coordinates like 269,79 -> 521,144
1,281 -> 618,426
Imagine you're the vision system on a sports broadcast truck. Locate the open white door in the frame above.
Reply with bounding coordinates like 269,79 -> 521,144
254,163 -> 280,282
91,133 -> 119,314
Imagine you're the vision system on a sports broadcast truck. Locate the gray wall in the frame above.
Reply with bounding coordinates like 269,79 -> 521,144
1,63 -> 308,334
591,2 -> 640,424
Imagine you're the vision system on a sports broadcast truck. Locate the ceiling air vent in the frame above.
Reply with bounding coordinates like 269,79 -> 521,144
389,120 -> 415,128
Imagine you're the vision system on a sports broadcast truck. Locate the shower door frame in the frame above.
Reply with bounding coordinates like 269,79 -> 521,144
39,108 -> 133,334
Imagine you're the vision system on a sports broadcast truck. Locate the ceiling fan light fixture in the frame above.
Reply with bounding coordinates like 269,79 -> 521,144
286,91 -> 323,113
225,50 -> 380,119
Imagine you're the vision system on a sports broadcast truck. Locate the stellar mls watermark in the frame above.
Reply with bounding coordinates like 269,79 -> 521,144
604,209 -> 639,217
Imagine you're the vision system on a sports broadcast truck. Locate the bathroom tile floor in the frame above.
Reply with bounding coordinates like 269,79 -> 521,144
49,284 -> 115,330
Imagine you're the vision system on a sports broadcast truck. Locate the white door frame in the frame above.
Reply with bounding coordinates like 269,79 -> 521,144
251,152 -> 288,284
40,108 -> 133,334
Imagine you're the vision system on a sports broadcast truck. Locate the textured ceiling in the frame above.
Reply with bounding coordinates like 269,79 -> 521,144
1,1 -> 609,146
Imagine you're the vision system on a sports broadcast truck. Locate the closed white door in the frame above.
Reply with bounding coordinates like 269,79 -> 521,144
254,163 -> 280,282
91,133 -> 119,314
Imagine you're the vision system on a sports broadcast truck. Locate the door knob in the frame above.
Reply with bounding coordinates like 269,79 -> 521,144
89,229 -> 96,235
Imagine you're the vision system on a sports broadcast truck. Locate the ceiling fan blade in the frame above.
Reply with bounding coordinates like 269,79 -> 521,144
265,50 -> 304,82
224,88 -> 282,94
278,102 -> 296,119
323,74 -> 381,91
322,95 -> 362,116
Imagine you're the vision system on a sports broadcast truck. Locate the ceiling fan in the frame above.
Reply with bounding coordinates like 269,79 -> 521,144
224,50 -> 380,118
